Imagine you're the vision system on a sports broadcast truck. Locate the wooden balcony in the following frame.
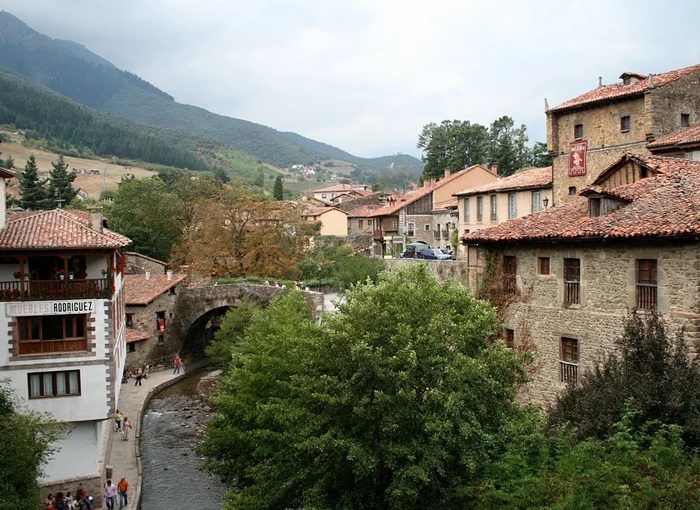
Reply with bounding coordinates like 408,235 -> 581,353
0,278 -> 111,301
564,281 -> 580,305
636,283 -> 657,310
559,361 -> 578,385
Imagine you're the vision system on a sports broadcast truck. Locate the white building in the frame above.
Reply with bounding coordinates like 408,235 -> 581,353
0,176 -> 130,494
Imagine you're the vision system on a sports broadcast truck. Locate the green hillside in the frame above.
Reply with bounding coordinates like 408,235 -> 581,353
0,10 -> 424,172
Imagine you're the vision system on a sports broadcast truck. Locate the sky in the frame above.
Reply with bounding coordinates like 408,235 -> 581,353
2,0 -> 700,158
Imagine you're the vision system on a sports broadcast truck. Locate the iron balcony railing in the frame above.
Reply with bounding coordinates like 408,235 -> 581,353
0,278 -> 111,301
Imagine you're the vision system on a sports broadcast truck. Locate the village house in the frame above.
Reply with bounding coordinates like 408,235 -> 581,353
302,206 -> 349,237
369,165 -> 497,256
123,253 -> 186,368
310,183 -> 370,204
454,166 -> 553,237
647,122 -> 700,159
546,63 -> 700,205
0,174 -> 130,497
463,154 -> 700,404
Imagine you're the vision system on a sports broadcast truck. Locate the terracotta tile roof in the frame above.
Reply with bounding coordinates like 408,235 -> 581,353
312,183 -> 369,193
126,328 -> 151,343
454,167 -> 552,197
0,209 -> 131,249
346,204 -> 381,217
432,198 -> 458,212
0,167 -> 15,179
302,206 -> 346,217
550,63 -> 700,113
464,155 -> 700,244
124,273 -> 187,305
648,123 -> 700,149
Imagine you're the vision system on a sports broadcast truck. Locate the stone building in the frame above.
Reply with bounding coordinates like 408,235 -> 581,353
310,183 -> 370,204
546,63 -> 700,205
454,166 -> 553,237
464,154 -> 700,404
647,123 -> 700,159
124,270 -> 187,368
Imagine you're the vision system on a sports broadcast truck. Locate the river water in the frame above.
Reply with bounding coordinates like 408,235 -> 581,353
140,371 -> 227,509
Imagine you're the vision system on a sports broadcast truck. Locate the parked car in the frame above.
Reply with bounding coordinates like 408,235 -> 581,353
401,242 -> 431,258
416,248 -> 454,260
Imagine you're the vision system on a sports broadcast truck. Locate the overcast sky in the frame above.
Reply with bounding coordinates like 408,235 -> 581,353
2,0 -> 700,158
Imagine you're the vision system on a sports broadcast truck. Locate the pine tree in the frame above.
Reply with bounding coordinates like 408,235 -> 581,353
272,176 -> 283,200
18,155 -> 48,210
46,155 -> 78,208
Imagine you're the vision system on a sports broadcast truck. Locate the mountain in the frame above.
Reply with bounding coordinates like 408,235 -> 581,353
0,11 -> 424,172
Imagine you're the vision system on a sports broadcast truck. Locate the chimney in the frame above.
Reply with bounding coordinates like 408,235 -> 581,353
145,270 -> 151,280
430,178 -> 436,186
490,164 -> 499,175
444,169 -> 451,178
598,76 -> 603,88
87,205 -> 103,233
166,269 -> 173,281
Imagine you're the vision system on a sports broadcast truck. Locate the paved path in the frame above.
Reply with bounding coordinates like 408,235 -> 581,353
105,366 -> 185,509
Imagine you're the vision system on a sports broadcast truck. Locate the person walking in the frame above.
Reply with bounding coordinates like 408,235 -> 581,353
117,477 -> 129,510
103,479 -> 118,510
172,354 -> 182,374
122,417 -> 132,441
134,367 -> 143,386
114,410 -> 122,432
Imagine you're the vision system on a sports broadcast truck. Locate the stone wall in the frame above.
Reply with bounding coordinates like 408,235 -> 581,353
41,474 -> 103,508
478,240 -> 700,405
125,252 -> 167,275
405,213 -> 436,245
384,258 -> 470,285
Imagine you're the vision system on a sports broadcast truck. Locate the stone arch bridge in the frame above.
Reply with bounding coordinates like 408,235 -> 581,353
164,283 -> 325,355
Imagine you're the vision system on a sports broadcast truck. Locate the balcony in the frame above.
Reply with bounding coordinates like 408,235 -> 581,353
564,281 -> 580,305
636,283 -> 657,310
0,278 -> 111,301
559,361 -> 578,385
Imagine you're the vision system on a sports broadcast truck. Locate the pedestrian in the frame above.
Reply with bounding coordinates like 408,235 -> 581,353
55,492 -> 68,510
122,416 -> 132,440
117,477 -> 129,510
134,367 -> 143,386
103,479 -> 118,510
65,492 -> 76,510
114,409 -> 122,432
142,364 -> 150,379
172,354 -> 182,374
76,486 -> 92,510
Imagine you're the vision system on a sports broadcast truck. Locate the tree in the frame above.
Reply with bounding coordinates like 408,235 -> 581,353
205,300 -> 257,368
46,155 -> 78,208
17,154 -> 48,210
272,176 -> 283,200
418,120 -> 490,180
548,313 -> 700,447
529,141 -> 553,167
488,116 -> 530,176
172,186 -> 316,279
213,167 -> 230,184
106,177 -> 184,260
0,383 -> 63,508
202,264 -> 529,509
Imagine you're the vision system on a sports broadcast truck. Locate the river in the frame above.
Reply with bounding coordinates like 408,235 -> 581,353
140,370 -> 227,509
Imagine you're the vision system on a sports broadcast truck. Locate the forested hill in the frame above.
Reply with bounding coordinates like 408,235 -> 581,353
0,65 -> 210,170
0,11 -> 424,172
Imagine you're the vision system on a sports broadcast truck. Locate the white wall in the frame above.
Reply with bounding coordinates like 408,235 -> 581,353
40,420 -> 102,482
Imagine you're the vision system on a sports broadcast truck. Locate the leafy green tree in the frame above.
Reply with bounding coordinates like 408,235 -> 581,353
301,245 -> 384,289
213,167 -> 230,184
106,177 -> 184,260
46,155 -> 78,208
529,141 -> 553,167
205,301 -> 257,368
203,264 -> 528,510
17,154 -> 48,210
548,313 -> 700,447
254,166 -> 265,188
418,120 -> 490,180
272,176 -> 283,200
488,116 -> 530,176
0,154 -> 14,170
0,383 -> 63,508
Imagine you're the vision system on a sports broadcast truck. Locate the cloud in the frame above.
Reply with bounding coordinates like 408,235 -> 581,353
2,0 -> 700,157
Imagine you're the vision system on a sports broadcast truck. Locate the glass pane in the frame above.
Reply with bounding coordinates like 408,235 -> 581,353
42,316 -> 63,340
18,318 -> 29,341
69,371 -> 79,394
29,374 -> 41,397
75,316 -> 85,337
56,372 -> 67,395
31,317 -> 41,340
42,373 -> 54,396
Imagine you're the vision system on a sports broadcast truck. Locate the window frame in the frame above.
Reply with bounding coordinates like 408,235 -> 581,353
463,197 -> 470,223
505,328 -> 515,348
636,259 -> 657,310
537,256 -> 550,275
531,190 -> 541,213
681,113 -> 690,128
17,314 -> 88,355
559,337 -> 579,384
407,222 -> 415,237
508,192 -> 517,219
574,124 -> 584,139
490,195 -> 497,221
563,258 -> 581,305
620,115 -> 631,132
476,196 -> 483,222
28,369 -> 81,399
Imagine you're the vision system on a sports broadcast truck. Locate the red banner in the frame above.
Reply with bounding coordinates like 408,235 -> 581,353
568,140 -> 587,176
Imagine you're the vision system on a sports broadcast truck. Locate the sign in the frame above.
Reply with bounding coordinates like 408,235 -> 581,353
568,140 -> 587,176
6,299 -> 96,317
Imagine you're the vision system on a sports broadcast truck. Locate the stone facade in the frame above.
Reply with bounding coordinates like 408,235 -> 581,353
473,241 -> 700,405
547,67 -> 700,205
384,258 -> 470,285
125,251 -> 167,275
126,286 -> 180,368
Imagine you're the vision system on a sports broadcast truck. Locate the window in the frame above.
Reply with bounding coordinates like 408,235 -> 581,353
321,194 -> 327,199
476,196 -> 483,222
126,313 -> 133,328
538,257 -> 550,275
574,124 -> 583,139
127,342 -> 136,353
424,224 -> 431,231
568,186 -> 577,196
28,370 -> 80,398
620,115 -> 630,132
434,223 -> 441,239
503,256 -> 517,295
681,113 -> 690,128
508,192 -> 517,219
407,222 -> 415,237
532,191 -> 541,213
358,220 -> 363,228
17,315 -> 87,355
169,286 -> 176,295
505,329 -> 515,348
157,335 -> 165,345
564,258 -> 580,305
636,259 -> 657,310
560,338 -> 578,385
490,195 -> 497,221
463,197 -> 470,223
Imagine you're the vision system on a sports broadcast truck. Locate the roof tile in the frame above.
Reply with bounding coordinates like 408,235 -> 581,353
124,273 -> 187,305
454,167 -> 552,196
